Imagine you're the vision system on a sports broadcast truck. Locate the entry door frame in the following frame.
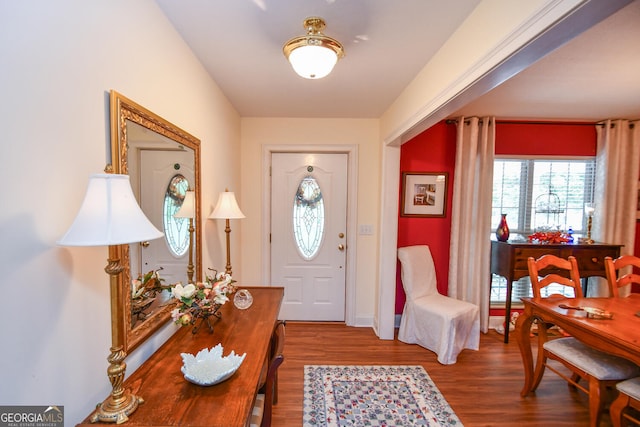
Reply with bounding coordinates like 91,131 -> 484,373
262,144 -> 358,326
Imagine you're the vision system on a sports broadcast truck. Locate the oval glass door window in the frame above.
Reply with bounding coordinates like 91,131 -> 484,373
293,175 -> 325,260
163,174 -> 190,257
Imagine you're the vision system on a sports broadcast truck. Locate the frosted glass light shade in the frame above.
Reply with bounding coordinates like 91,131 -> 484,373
58,173 -> 163,246
209,191 -> 245,220
288,45 -> 338,79
283,17 -> 344,80
174,190 -> 196,219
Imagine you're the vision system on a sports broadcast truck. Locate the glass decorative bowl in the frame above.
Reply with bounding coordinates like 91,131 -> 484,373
233,289 -> 253,309
180,344 -> 246,386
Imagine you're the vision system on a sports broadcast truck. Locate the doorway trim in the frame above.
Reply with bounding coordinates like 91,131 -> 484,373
262,144 -> 358,326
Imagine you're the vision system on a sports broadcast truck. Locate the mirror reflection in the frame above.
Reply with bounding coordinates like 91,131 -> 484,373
164,175 -> 191,259
126,121 -> 196,329
110,90 -> 201,352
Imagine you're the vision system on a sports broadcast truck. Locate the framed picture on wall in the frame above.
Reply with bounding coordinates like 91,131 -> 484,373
401,172 -> 448,217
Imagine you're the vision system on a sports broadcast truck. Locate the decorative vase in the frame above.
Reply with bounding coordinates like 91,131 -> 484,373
496,214 -> 510,242
190,304 -> 223,335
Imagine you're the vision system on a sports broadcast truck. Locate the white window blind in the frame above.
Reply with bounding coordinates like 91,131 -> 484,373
492,158 -> 596,235
491,158 -> 596,304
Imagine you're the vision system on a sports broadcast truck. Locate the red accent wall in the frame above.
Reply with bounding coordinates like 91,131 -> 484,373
397,121 -> 602,315
397,122 -> 456,313
496,122 -> 597,156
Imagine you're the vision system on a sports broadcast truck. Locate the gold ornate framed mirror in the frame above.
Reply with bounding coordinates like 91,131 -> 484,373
110,90 -> 202,352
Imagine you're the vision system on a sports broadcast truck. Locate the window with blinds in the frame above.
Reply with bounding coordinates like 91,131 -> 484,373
490,157 -> 596,304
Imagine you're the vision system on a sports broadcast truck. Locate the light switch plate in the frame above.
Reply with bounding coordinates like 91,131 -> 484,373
359,224 -> 374,235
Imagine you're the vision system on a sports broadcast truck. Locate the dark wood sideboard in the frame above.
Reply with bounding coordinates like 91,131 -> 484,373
490,240 -> 621,343
77,286 -> 284,427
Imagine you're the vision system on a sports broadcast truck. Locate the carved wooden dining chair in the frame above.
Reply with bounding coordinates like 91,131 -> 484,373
251,320 -> 286,427
528,254 -> 583,300
610,377 -> 640,427
527,254 -> 640,427
604,255 -> 640,297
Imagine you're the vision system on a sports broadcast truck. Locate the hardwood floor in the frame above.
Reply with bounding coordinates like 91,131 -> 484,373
272,322 -> 616,426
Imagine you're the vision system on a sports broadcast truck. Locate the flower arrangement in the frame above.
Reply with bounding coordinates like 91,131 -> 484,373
131,268 -> 169,321
527,230 -> 570,244
170,269 -> 236,334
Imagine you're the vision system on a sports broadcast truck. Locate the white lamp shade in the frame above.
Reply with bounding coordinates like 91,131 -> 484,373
174,190 -> 196,219
209,191 -> 245,219
289,45 -> 338,79
57,173 -> 163,246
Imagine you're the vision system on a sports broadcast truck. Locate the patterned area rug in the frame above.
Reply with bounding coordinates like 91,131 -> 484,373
303,365 -> 463,427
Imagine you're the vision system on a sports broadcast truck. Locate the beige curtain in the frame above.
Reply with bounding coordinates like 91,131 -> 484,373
592,119 -> 640,295
448,117 -> 495,333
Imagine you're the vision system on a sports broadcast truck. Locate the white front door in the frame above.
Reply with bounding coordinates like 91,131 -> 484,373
271,152 -> 348,321
137,150 -> 195,285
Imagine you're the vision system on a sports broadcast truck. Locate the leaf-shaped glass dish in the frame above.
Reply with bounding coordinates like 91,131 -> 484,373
180,344 -> 246,386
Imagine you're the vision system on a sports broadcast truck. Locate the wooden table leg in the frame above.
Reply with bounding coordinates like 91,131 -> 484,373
515,305 -> 534,397
503,279 -> 513,343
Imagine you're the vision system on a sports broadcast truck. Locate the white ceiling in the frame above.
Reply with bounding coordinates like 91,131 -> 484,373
155,0 -> 481,118
156,0 -> 640,123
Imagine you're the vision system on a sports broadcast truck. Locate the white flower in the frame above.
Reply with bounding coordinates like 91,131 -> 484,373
173,283 -> 196,300
131,279 -> 144,299
216,272 -> 232,284
213,293 -> 229,305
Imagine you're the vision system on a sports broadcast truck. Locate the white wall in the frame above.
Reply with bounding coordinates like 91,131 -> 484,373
239,118 -> 380,325
0,1 -> 239,424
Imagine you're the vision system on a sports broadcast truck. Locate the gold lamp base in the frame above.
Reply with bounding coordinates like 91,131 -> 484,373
582,215 -> 595,244
90,343 -> 144,424
91,257 -> 144,425
90,392 -> 143,424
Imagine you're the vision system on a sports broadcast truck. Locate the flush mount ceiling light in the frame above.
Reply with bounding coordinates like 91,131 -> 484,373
283,17 -> 345,79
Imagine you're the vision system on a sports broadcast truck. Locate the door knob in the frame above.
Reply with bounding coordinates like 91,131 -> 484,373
338,244 -> 345,251
140,241 -> 150,247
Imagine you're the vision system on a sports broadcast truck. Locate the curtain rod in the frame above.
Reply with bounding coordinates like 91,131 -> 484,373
445,119 -> 595,126
445,119 -> 635,128
596,119 -> 637,129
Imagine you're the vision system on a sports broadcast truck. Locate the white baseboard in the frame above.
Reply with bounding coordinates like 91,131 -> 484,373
489,315 -> 504,330
354,316 -> 374,327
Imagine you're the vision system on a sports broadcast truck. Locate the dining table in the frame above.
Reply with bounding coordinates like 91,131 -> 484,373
515,294 -> 640,397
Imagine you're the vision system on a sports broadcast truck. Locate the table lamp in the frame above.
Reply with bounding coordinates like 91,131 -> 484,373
209,189 -> 245,275
174,190 -> 196,284
58,173 -> 163,424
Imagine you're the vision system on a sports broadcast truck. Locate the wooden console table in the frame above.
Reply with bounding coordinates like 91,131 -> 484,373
77,286 -> 284,427
490,240 -> 621,343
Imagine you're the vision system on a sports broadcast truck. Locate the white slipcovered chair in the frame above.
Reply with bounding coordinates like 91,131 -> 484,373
397,245 -> 480,365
